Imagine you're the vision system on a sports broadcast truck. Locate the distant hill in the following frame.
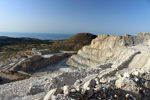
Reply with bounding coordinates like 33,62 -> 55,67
49,33 -> 97,51
0,36 -> 52,46
0,36 -> 54,52
0,36 -> 8,39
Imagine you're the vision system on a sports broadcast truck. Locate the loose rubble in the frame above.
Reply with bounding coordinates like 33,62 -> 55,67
43,68 -> 150,100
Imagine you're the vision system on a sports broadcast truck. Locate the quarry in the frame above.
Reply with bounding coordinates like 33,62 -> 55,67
1,33 -> 150,100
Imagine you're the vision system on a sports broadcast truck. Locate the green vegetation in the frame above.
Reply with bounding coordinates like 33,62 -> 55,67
0,37 -> 54,52
0,51 -> 16,61
49,33 -> 97,51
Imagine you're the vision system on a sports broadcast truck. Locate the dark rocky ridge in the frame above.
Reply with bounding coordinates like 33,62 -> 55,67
0,36 -> 52,46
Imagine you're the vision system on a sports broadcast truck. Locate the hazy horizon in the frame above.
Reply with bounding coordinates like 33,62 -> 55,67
0,32 -> 76,40
0,0 -> 150,36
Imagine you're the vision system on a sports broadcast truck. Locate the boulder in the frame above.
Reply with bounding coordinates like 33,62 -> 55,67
63,85 -> 71,96
144,81 -> 150,89
115,77 -> 140,97
85,87 -> 94,99
44,89 -> 56,100
83,79 -> 96,89
94,78 -> 100,85
115,78 -> 126,88
44,88 -> 63,100
74,80 -> 82,86
76,86 -> 82,92
30,55 -> 42,62
94,85 -> 102,93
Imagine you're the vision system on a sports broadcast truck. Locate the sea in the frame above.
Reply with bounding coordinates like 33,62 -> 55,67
0,32 -> 75,40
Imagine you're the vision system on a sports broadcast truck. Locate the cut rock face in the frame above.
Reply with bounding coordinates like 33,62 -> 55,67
67,33 -> 150,68
8,53 -> 71,72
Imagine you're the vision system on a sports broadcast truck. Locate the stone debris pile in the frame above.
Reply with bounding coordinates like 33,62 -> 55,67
44,69 -> 150,100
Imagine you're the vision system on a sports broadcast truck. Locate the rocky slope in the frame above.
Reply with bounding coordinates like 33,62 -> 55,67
1,32 -> 150,100
0,50 -> 75,72
0,36 -> 52,46
67,33 -> 150,68
49,33 -> 97,51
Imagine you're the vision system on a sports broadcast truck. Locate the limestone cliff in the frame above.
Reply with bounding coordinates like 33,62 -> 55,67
67,33 -> 150,68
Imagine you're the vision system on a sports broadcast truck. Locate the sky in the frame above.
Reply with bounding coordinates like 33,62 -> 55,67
0,0 -> 150,35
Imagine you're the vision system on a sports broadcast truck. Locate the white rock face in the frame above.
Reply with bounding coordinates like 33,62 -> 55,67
144,81 -> 150,89
63,85 -> 71,96
83,79 -> 96,89
44,88 -> 63,100
67,33 -> 150,69
44,89 -> 57,100
115,78 -> 126,88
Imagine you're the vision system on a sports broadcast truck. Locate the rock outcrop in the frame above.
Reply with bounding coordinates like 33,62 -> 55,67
67,33 -> 150,68
49,33 -> 97,51
8,53 -> 73,72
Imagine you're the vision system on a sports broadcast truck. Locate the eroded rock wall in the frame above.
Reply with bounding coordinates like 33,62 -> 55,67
67,33 -> 150,68
10,53 -> 72,72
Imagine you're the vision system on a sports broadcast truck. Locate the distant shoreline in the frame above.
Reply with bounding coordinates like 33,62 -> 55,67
0,32 -> 75,40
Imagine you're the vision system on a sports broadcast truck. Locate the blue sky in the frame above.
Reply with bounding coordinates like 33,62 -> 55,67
0,0 -> 150,35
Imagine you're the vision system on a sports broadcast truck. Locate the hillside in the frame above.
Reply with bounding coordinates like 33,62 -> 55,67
49,33 -> 97,51
0,36 -> 52,46
0,36 -> 53,52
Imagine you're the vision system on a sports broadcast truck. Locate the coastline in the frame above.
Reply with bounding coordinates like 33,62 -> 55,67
0,32 -> 74,40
